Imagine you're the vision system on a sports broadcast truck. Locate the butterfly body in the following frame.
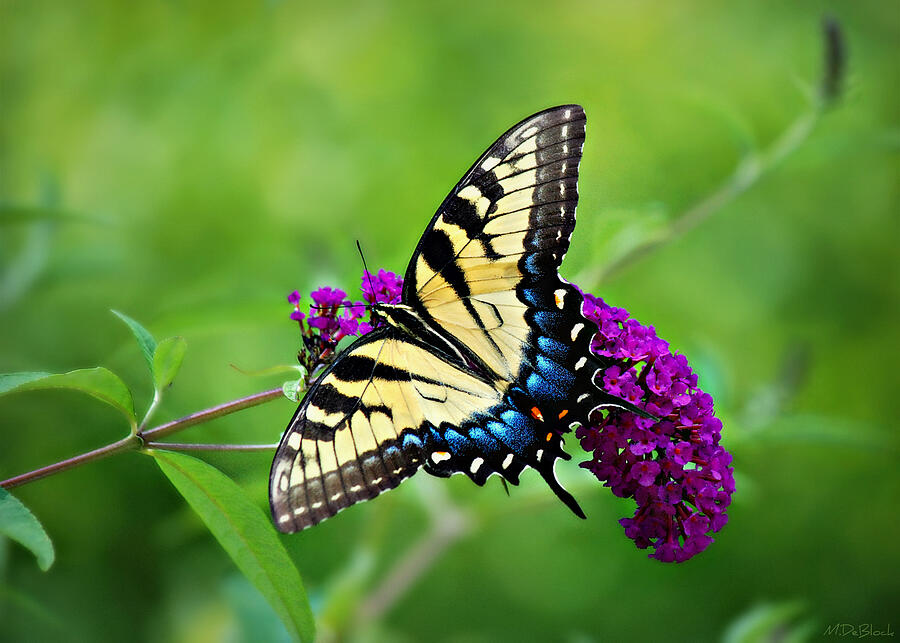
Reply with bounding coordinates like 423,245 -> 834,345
270,105 -> 644,532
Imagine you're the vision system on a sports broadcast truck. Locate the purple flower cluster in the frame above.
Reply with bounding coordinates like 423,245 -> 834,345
288,287 -> 366,344
577,291 -> 734,562
287,270 -> 405,368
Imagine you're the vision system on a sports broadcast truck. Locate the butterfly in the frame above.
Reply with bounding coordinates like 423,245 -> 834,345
269,105 -> 647,532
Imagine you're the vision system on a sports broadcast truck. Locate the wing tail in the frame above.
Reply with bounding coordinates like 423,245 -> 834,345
538,458 -> 586,519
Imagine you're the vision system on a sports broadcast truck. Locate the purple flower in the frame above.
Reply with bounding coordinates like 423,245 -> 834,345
577,293 -> 734,563
629,460 -> 660,486
310,286 -> 347,308
288,291 -> 305,324
338,315 -> 360,336
361,269 -> 403,305
287,282 -> 372,350
666,441 -> 694,466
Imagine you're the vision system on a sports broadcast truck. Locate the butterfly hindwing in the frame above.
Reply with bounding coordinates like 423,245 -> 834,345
270,328 -> 506,532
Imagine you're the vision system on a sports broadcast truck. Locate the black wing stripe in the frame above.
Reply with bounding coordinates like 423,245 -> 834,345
487,147 -> 582,176
482,199 -> 576,224
498,109 -> 584,152
501,129 -> 585,161
503,139 -> 585,168
486,160 -> 581,197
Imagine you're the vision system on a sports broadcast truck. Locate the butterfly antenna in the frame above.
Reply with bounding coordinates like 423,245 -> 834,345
357,240 -> 377,304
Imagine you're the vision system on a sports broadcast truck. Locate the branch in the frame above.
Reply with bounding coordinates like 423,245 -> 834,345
1,386 -> 285,489
576,17 -> 846,286
145,442 -> 278,452
0,435 -> 141,489
352,478 -> 472,628
139,387 -> 283,442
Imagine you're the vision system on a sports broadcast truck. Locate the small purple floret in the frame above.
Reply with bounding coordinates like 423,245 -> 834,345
361,269 -> 403,306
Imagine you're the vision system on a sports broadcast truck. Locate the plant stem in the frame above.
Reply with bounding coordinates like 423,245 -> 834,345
576,18 -> 844,286
352,477 -> 472,629
0,386 -> 285,490
577,107 -> 820,286
0,435 -> 141,489
145,442 -> 278,452
138,390 -> 163,433
139,387 -> 284,442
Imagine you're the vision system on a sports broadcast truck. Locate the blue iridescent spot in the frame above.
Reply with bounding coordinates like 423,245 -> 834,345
536,354 -> 575,389
426,426 -> 444,446
496,409 -> 534,448
532,311 -> 558,334
401,432 -> 423,451
523,253 -> 548,276
500,408 -> 528,429
485,420 -> 522,451
519,287 -> 544,307
538,335 -> 570,360
526,371 -> 559,400
443,428 -> 469,452
467,427 -> 502,456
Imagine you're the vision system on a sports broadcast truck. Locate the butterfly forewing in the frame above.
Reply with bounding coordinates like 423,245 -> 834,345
404,105 -> 586,383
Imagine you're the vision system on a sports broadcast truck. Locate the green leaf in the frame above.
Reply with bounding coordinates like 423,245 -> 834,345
223,573 -> 293,643
153,337 -> 187,391
722,601 -> 811,643
282,378 -> 306,403
111,310 -> 157,374
0,487 -> 55,571
0,220 -> 53,310
152,451 -> 315,643
0,369 -> 136,426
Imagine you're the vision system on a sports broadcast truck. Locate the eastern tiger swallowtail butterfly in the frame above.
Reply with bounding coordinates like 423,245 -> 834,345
270,105 -> 647,532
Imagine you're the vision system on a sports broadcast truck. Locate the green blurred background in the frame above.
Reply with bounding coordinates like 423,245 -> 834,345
1,1 -> 898,641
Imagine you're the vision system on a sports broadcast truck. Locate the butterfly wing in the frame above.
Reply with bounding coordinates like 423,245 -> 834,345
269,327 -> 505,532
403,105 -> 592,384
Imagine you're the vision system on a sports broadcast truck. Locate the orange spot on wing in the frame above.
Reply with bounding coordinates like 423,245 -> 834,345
554,293 -> 563,307
530,406 -> 544,421
545,432 -> 554,442
558,409 -> 569,419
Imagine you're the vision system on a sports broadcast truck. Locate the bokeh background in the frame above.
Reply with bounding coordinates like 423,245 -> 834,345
1,1 -> 898,641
